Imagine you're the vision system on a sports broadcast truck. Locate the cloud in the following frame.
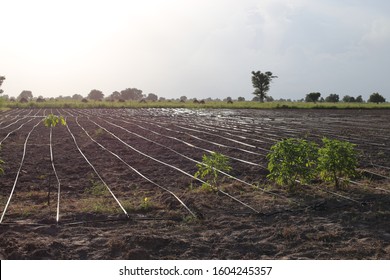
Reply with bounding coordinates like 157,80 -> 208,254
1,0 -> 389,100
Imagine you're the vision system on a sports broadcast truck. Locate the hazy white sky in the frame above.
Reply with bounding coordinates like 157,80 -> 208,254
1,0 -> 389,100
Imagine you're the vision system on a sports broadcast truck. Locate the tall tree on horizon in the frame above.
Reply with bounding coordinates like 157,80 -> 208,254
251,71 -> 277,102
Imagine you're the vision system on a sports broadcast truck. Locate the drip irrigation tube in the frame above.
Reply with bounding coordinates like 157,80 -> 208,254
49,126 -> 61,223
87,117 -> 295,213
105,115 -> 265,168
0,119 -> 42,223
0,118 -> 34,145
65,119 -> 129,218
74,117 -> 197,218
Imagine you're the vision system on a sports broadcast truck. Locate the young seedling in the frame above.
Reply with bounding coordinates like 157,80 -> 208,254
43,114 -> 66,127
194,152 -> 232,191
317,138 -> 358,189
267,138 -> 318,190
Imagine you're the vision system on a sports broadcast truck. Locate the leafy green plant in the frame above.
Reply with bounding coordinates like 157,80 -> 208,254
43,114 -> 66,127
317,138 -> 358,189
194,152 -> 232,191
267,138 -> 318,190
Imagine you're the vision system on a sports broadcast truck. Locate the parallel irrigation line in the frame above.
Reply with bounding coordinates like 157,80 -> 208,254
298,117 -> 390,138
88,117 -> 297,212
190,116 -> 390,171
359,168 -> 390,180
267,119 -> 390,149
49,126 -> 62,223
201,114 -> 390,150
173,116 -> 282,143
174,121 -> 276,153
0,116 -> 30,130
344,178 -> 390,194
0,119 -> 42,223
182,121 -> 275,149
295,180 -> 363,205
370,163 -> 390,170
74,118 -> 197,218
87,117 -> 262,213
105,115 -> 264,168
0,114 -> 21,127
0,118 -> 34,145
218,118 -> 389,153
65,119 -> 129,218
171,123 -> 269,156
175,120 -> 274,149
128,117 -> 265,157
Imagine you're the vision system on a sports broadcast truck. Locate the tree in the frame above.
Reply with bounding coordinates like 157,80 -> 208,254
305,92 -> 321,103
120,88 -> 143,100
72,94 -> 83,100
107,91 -> 121,101
87,89 -> 104,100
180,96 -> 187,102
368,92 -> 386,104
225,97 -> 233,104
0,76 -> 5,95
356,95 -> 364,103
251,71 -> 277,102
325,94 -> 339,103
18,90 -> 33,101
342,95 -> 356,103
145,93 -> 158,101
237,97 -> 245,102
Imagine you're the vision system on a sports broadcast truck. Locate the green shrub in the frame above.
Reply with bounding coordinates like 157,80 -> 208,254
267,138 -> 318,189
194,152 -> 232,191
317,138 -> 358,188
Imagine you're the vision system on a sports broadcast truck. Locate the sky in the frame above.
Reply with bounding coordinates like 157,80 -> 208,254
1,0 -> 390,101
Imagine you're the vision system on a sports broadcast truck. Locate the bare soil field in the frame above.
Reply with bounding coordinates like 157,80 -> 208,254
0,108 -> 389,259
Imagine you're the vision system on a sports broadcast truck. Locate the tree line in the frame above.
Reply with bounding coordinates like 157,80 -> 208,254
0,73 -> 388,104
305,92 -> 386,104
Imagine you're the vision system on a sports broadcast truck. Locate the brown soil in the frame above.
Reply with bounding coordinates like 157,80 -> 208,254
0,108 -> 389,259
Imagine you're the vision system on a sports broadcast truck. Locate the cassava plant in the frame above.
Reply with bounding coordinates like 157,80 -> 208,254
194,152 -> 232,191
43,114 -> 66,127
267,138 -> 318,190
317,138 -> 358,189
